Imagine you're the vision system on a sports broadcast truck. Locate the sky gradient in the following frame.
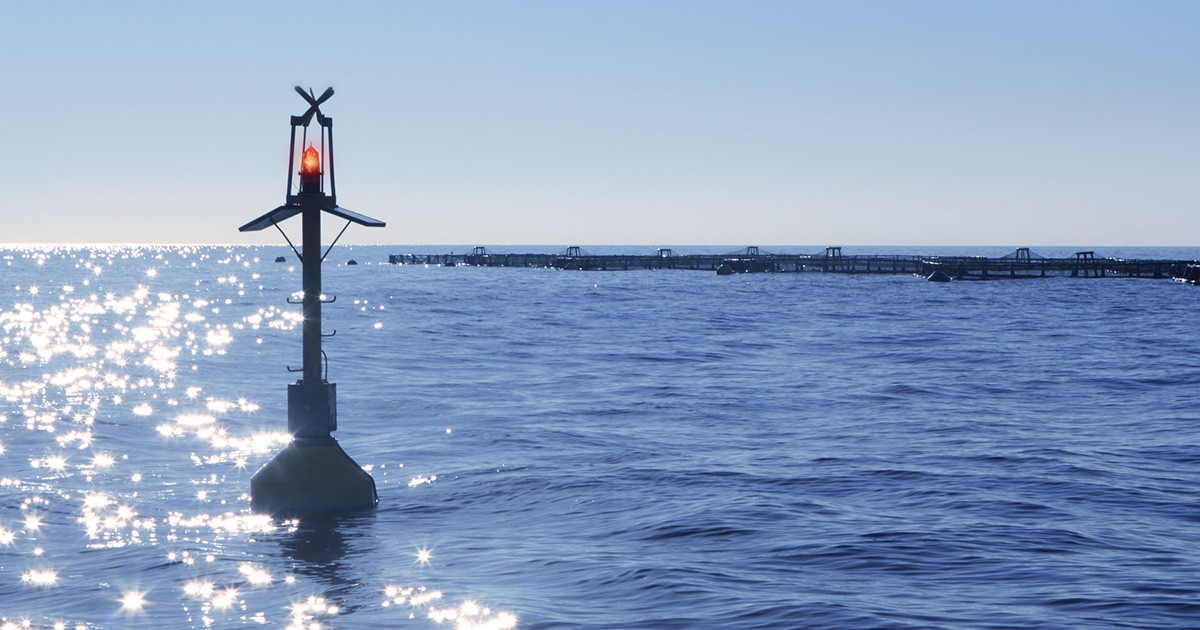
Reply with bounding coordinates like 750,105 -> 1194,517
5,1 -> 1199,246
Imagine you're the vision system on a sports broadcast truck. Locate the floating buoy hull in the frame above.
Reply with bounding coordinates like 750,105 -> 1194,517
250,437 -> 378,515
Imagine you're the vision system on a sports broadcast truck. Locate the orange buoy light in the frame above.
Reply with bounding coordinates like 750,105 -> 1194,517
302,145 -> 320,174
299,145 -> 321,192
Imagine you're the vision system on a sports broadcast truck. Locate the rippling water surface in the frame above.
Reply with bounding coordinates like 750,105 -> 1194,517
2,244 -> 1200,629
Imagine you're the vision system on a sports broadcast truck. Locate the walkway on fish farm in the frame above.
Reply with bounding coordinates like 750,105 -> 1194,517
386,247 -> 1198,280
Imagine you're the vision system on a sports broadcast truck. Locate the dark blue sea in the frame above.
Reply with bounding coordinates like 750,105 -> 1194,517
3,244 -> 1200,629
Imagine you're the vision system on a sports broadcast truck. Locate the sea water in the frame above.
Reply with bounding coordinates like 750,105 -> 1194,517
2,244 -> 1200,629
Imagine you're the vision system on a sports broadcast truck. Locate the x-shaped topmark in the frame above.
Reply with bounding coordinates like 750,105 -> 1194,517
293,86 -> 333,127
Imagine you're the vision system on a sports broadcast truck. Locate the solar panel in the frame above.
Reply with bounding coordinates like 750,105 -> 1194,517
239,203 -> 385,232
238,205 -> 303,232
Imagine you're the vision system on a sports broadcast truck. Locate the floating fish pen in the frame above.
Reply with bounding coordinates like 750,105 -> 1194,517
386,247 -> 1198,281
1178,264 -> 1200,285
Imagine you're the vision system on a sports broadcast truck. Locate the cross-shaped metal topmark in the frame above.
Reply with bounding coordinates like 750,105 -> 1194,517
293,86 -> 334,127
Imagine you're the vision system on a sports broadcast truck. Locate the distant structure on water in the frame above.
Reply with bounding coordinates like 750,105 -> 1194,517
387,246 -> 1199,281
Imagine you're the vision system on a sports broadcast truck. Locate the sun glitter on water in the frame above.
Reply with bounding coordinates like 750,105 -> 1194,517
21,570 -> 58,586
119,590 -> 146,611
0,245 -> 520,627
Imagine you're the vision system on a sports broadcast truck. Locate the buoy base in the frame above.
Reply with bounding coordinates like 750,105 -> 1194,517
250,436 -> 378,515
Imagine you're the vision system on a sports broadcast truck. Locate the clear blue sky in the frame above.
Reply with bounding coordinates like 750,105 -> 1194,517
5,1 -> 1198,246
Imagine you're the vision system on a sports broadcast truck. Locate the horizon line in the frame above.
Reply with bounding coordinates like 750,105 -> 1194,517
4,242 -> 1200,249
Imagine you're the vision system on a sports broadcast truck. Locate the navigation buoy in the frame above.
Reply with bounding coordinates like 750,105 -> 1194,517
238,86 -> 386,515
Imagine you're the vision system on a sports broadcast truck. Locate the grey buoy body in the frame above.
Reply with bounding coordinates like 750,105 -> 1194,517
251,437 -> 377,514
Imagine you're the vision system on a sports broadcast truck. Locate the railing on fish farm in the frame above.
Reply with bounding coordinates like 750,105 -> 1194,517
385,247 -> 1200,281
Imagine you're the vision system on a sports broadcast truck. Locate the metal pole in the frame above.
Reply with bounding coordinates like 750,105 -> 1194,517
327,120 -> 336,200
302,201 -> 322,384
286,125 -> 297,198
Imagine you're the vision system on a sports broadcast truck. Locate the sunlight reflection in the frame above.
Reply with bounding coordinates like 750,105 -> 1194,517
284,595 -> 342,630
20,570 -> 58,586
428,601 -> 518,630
176,414 -> 215,427
119,590 -> 146,611
0,247 -> 527,628
205,329 -> 233,346
155,424 -> 183,438
167,511 -> 277,535
382,583 -> 516,627
238,562 -> 273,585
78,490 -> 152,542
408,475 -> 437,488
206,399 -> 236,413
183,580 -> 214,599
83,492 -> 112,510
55,431 -> 94,449
212,586 -> 239,610
39,455 -> 68,472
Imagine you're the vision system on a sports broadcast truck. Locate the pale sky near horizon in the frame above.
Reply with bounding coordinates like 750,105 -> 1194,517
4,1 -> 1198,246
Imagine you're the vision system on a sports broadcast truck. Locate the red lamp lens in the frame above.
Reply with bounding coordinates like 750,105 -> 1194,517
302,146 -> 320,174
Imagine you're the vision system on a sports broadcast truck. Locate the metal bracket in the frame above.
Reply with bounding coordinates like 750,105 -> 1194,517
321,295 -> 336,303
286,296 -> 303,304
321,220 -> 352,262
286,365 -> 303,373
271,218 -> 303,263
322,330 -> 336,337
